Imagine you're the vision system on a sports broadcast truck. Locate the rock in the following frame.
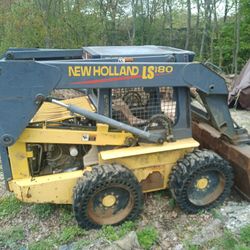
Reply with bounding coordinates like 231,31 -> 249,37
191,219 -> 223,245
153,221 -> 162,230
112,231 -> 141,250
171,211 -> 178,219
168,231 -> 178,242
160,240 -> 171,249
208,247 -> 217,250
159,230 -> 179,249
80,238 -> 110,250
220,201 -> 250,233
160,230 -> 168,240
59,245 -> 72,250
179,214 -> 187,223
173,244 -> 184,250
137,218 -> 148,228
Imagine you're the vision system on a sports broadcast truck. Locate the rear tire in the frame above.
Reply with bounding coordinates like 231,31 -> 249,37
73,164 -> 143,229
169,149 -> 233,213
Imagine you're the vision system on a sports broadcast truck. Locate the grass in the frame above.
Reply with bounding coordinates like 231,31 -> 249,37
168,197 -> 176,209
28,226 -> 87,249
29,224 -> 40,233
31,203 -> 56,219
153,190 -> 165,202
72,239 -> 92,250
0,195 -> 23,219
186,245 -> 199,250
239,224 -> 250,245
0,225 -> 25,249
215,226 -> 250,250
186,224 -> 250,250
210,208 -> 224,220
59,205 -> 74,225
137,226 -> 158,250
101,221 -> 158,249
28,238 -> 55,250
57,225 -> 86,244
101,221 -> 136,241
220,230 -> 239,250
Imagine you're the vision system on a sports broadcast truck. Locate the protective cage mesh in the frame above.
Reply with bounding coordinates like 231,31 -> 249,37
112,87 -> 177,128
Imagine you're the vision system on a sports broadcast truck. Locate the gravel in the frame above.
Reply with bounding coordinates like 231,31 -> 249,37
220,201 -> 250,233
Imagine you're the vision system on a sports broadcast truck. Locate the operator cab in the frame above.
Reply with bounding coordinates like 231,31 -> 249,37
83,45 -> 194,140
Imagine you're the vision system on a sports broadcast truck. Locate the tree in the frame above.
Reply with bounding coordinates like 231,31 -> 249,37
185,0 -> 191,50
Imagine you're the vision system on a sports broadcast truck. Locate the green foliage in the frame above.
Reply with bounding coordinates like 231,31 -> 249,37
72,239 -> 92,250
0,226 -> 25,249
101,221 -> 136,241
154,190 -> 165,202
0,195 -> 23,219
31,203 -> 55,219
118,221 -> 136,238
29,224 -> 39,233
59,205 -> 74,225
101,225 -> 119,241
210,209 -> 224,220
219,230 -> 238,250
137,226 -> 158,250
239,224 -> 250,245
187,225 -> 250,250
186,245 -> 199,250
168,198 -> 176,209
215,226 -> 250,249
57,226 -> 86,244
28,238 -> 55,250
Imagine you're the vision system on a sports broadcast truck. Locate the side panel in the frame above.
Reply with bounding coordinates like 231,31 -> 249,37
17,126 -> 134,146
8,139 -> 199,203
8,170 -> 84,204
8,142 -> 31,179
99,138 -> 199,192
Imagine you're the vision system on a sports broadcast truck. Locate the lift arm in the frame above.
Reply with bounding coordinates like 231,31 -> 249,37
0,59 -> 248,146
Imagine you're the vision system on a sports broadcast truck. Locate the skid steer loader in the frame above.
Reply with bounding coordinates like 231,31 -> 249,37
0,46 -> 249,229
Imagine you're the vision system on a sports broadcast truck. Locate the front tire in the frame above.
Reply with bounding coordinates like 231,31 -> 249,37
169,149 -> 233,213
73,164 -> 143,229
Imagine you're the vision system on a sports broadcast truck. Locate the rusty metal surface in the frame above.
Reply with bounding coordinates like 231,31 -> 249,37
192,121 -> 250,201
140,172 -> 164,191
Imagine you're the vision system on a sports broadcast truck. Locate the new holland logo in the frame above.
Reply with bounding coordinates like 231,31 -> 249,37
68,65 -> 173,81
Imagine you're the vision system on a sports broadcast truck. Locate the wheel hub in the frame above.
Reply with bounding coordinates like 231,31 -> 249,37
102,194 -> 116,207
187,170 -> 226,206
196,177 -> 209,190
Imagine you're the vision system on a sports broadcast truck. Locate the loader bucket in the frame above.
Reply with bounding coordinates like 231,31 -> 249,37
192,121 -> 250,201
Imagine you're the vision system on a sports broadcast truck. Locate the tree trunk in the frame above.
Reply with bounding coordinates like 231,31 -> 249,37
167,0 -> 173,46
199,0 -> 212,59
139,0 -> 145,44
210,0 -> 218,63
160,0 -> 166,44
224,0 -> 229,23
185,0 -> 191,50
195,0 -> 200,51
130,0 -> 138,45
200,1 -> 208,59
233,0 -> 240,74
